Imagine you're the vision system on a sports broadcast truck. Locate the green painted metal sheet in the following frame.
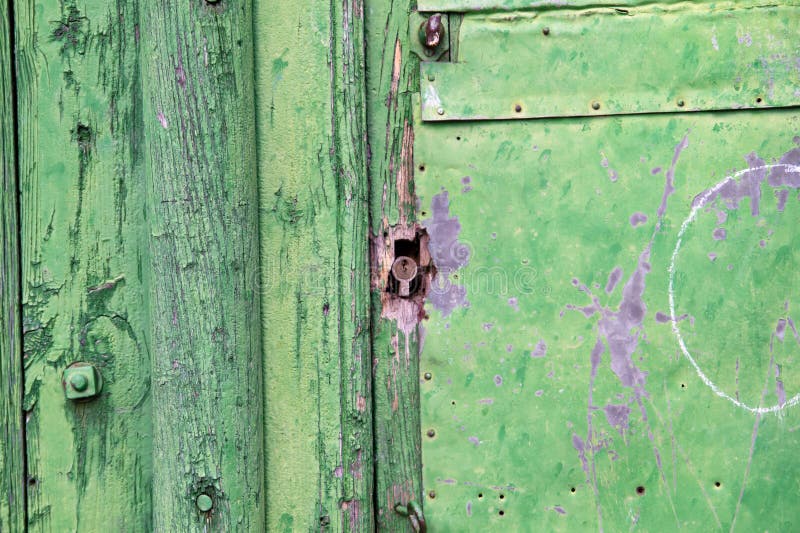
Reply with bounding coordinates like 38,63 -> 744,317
416,108 -> 800,530
421,6 -> 800,121
418,0 -> 799,14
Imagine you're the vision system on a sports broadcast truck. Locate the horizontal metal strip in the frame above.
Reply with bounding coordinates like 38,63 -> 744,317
421,6 -> 800,121
418,0 -> 799,14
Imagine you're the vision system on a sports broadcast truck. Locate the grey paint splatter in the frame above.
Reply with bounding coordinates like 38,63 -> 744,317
425,191 -> 470,316
531,339 -> 547,358
629,212 -> 648,227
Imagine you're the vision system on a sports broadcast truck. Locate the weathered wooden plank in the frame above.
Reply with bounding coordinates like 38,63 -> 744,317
15,0 -> 153,530
0,2 -> 24,530
365,0 -> 425,529
255,0 -> 374,529
139,2 -> 264,531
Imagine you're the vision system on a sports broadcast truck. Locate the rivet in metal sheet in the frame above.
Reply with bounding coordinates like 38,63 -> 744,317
424,372 -> 432,381
196,493 -> 213,512
428,490 -> 436,499
428,74 -> 435,82
426,428 -> 436,438
591,101 -> 601,110
677,99 -> 685,107
542,27 -> 550,36
436,107 -> 445,116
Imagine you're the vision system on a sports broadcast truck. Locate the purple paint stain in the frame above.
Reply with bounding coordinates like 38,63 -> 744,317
717,210 -> 728,224
553,506 -> 567,515
712,228 -> 727,241
506,344 -> 513,353
708,252 -> 718,261
531,339 -> 547,358
629,212 -> 648,227
774,362 -> 786,407
760,240 -> 767,248
658,134 -> 689,225
466,502 -> 472,517
609,170 -> 619,182
508,297 -> 519,311
603,404 -> 631,435
776,189 -> 789,212
483,323 -> 494,331
461,176 -> 471,184
776,319 -> 787,341
468,436 -> 480,446
605,267 -> 623,294
535,389 -> 544,397
494,375 -> 503,386
478,398 -> 494,405
425,191 -> 469,316
572,434 -> 590,476
651,167 -> 662,175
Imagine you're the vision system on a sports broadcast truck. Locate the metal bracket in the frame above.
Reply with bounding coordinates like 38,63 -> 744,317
395,501 -> 427,532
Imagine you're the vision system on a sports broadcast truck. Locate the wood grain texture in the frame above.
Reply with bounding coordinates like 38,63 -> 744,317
139,1 -> 264,531
255,0 -> 374,529
365,0 -> 424,529
15,0 -> 153,530
0,1 -> 24,530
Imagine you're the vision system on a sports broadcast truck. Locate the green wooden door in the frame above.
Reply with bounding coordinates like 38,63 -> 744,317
3,0 -> 800,531
411,2 -> 800,531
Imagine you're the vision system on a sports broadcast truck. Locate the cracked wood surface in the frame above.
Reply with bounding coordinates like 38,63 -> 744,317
0,1 -> 24,530
366,0 -> 424,529
255,0 -> 373,530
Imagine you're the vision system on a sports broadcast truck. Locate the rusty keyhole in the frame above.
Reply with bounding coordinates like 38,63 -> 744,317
386,230 -> 433,299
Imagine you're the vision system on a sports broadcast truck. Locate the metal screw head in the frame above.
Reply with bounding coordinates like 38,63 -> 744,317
63,363 -> 102,401
196,494 -> 213,512
542,27 -> 550,35
591,101 -> 601,110
436,107 -> 445,116
677,99 -> 685,107
426,428 -> 436,438
424,372 -> 432,381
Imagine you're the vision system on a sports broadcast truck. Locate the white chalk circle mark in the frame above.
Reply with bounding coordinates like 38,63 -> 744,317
668,164 -> 800,414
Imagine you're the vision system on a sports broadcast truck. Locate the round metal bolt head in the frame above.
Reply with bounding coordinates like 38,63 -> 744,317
677,99 -> 685,107
196,494 -> 213,512
436,107 -> 445,116
70,373 -> 89,392
426,428 -> 436,438
392,256 -> 418,282
592,101 -> 601,110
424,372 -> 432,381
63,363 -> 102,401
542,27 -> 550,35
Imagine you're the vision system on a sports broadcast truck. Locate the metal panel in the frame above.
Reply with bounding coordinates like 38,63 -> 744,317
419,0 -> 799,14
416,109 -> 800,530
421,6 -> 800,121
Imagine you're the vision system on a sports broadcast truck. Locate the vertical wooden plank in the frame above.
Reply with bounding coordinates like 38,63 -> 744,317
140,1 -> 264,530
0,1 -> 24,530
365,0 -> 424,529
15,0 -> 153,530
255,0 -> 374,528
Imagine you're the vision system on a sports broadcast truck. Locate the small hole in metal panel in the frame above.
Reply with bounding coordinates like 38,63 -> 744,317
636,486 -> 645,495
